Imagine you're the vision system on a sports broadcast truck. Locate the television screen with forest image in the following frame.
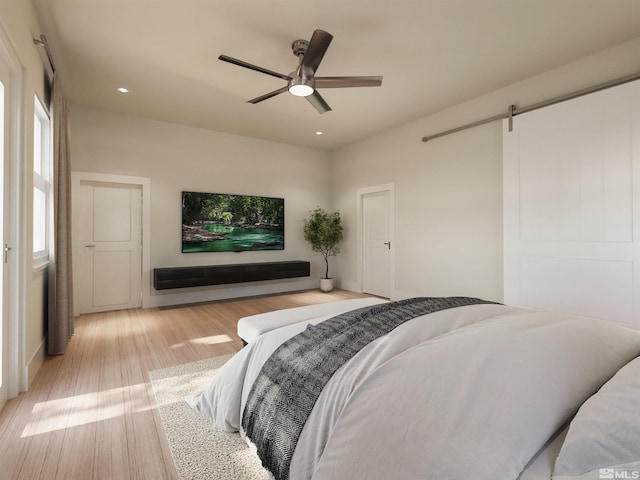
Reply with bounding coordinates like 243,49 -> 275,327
182,191 -> 284,253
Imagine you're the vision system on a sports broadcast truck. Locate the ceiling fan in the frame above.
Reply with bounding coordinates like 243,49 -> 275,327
219,29 -> 383,114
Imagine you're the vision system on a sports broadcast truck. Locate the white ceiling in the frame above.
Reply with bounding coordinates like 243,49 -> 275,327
33,0 -> 640,150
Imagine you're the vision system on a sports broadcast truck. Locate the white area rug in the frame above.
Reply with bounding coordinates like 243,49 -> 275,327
149,354 -> 271,480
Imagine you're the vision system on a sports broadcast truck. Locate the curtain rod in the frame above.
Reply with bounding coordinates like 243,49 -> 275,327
33,34 -> 56,74
421,70 -> 640,143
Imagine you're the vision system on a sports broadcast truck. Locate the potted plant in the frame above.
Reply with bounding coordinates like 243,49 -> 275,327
303,207 -> 344,292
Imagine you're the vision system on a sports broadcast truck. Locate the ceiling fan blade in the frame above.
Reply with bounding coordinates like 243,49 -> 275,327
247,86 -> 289,104
315,76 -> 383,88
219,55 -> 291,81
306,90 -> 332,114
299,29 -> 333,78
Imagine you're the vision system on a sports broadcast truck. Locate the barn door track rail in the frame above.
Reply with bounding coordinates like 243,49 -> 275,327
421,71 -> 640,143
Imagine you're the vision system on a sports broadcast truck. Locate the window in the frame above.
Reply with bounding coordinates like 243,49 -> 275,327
33,95 -> 51,269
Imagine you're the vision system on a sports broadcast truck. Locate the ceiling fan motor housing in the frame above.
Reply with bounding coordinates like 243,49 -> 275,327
291,39 -> 309,57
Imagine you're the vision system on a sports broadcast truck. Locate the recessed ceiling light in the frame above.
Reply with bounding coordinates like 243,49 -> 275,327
117,87 -> 129,93
315,131 -> 323,136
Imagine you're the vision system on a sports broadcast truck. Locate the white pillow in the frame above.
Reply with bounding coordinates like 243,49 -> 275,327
553,356 -> 640,480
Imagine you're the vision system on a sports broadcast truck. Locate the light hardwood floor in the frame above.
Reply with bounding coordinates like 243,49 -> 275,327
0,289 -> 368,480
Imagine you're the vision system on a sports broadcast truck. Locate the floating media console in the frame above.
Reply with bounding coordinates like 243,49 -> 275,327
153,260 -> 310,290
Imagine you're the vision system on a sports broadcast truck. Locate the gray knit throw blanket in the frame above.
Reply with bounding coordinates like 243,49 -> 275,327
241,296 -> 498,480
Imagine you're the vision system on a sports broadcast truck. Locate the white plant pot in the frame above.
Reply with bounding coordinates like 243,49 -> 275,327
319,278 -> 334,292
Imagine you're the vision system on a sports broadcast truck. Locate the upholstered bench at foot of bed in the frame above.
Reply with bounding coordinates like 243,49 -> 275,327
237,296 -> 389,344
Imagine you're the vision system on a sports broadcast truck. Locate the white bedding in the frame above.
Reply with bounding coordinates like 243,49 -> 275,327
237,297 -> 388,343
187,301 -> 640,480
553,356 -> 640,479
519,427 -> 569,480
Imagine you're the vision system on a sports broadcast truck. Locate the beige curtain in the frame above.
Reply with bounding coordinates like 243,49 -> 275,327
48,73 -> 74,355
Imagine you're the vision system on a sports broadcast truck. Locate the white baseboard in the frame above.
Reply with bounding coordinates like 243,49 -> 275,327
26,336 -> 47,389
339,280 -> 359,294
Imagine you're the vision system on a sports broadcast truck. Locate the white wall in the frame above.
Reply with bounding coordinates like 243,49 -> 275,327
333,117 -> 502,301
70,106 -> 333,306
332,36 -> 640,302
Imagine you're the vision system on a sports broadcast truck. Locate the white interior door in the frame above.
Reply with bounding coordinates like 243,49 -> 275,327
0,26 -> 25,405
0,52 -> 10,409
362,189 -> 393,298
78,181 -> 142,314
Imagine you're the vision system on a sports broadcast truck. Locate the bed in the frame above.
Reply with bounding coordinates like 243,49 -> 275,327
187,297 -> 640,480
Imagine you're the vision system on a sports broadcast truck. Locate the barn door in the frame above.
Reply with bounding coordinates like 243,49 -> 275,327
504,80 -> 640,329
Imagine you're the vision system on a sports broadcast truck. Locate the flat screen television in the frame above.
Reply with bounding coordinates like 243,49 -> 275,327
182,191 -> 284,253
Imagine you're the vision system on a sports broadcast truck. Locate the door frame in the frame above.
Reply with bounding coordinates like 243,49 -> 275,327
71,172 -> 151,314
356,183 -> 395,299
0,22 -> 26,398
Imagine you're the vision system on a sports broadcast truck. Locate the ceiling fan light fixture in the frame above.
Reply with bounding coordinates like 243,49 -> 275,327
288,76 -> 314,97
289,84 -> 314,96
